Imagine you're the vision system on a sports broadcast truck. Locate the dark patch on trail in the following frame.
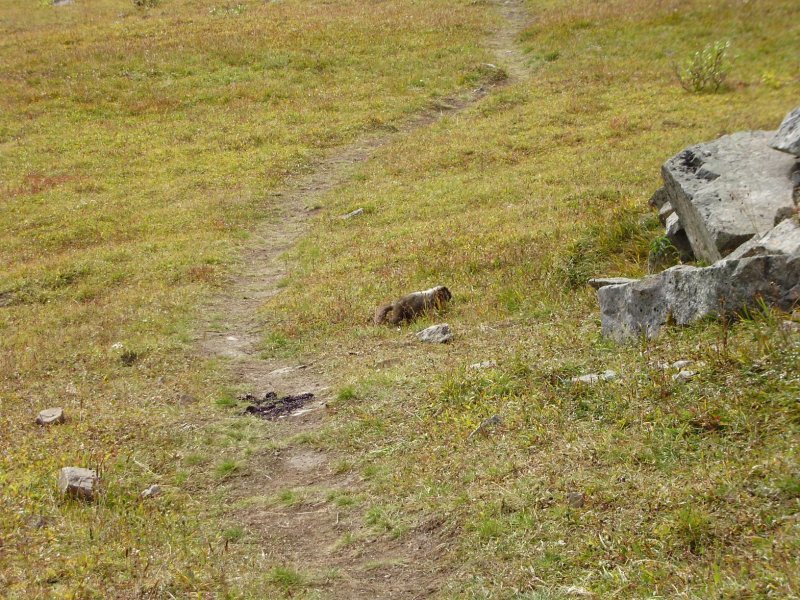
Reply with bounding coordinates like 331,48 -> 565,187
242,391 -> 314,420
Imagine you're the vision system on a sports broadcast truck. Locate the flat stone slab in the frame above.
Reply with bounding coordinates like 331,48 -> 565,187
58,467 -> 98,501
770,107 -> 800,156
587,277 -> 636,290
599,253 -> 800,340
36,407 -> 65,426
659,131 -> 797,262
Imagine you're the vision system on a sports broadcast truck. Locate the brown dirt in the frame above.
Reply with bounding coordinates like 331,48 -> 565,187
197,2 -> 533,597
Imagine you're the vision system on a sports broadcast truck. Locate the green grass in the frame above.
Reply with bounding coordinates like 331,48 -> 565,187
0,0 -> 494,596
249,0 -> 800,596
2,0 -> 799,597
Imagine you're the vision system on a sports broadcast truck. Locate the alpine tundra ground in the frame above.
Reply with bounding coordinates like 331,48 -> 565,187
1,0 -> 799,598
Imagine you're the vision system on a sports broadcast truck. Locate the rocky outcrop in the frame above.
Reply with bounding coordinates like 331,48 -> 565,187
771,108 -> 800,157
657,131 -> 796,263
599,252 -> 800,341
728,217 -> 800,259
597,110 -> 800,341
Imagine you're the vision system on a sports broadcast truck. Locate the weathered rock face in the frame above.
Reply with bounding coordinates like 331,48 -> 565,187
771,107 -> 800,157
728,217 -> 800,259
58,467 -> 98,501
599,253 -> 800,341
588,277 -> 637,290
659,131 -> 796,263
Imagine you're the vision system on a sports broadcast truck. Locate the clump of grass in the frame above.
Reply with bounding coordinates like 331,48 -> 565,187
675,40 -> 731,93
266,566 -> 306,590
647,235 -> 681,273
336,385 -> 357,402
222,526 -> 245,542
215,459 -> 241,478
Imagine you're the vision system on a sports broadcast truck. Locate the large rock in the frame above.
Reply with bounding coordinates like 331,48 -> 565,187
598,253 -> 800,340
659,131 -> 797,263
728,217 -> 800,259
58,467 -> 98,501
770,108 -> 800,157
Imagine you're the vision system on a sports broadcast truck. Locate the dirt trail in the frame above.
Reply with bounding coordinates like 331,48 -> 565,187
198,1 -> 532,597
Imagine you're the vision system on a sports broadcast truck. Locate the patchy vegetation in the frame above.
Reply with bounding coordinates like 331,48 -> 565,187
253,0 -> 800,597
2,0 -> 799,597
0,0 -> 492,595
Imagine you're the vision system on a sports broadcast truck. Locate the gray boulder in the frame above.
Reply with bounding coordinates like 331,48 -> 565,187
659,131 -> 796,262
728,217 -> 800,259
58,467 -> 98,501
770,108 -> 800,156
598,253 -> 800,340
416,323 -> 453,343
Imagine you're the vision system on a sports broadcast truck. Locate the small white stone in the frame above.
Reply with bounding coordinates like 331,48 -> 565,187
468,360 -> 497,371
672,370 -> 696,382
671,360 -> 693,370
571,370 -> 616,385
340,208 -> 365,220
140,484 -> 162,499
416,324 -> 453,344
36,407 -> 65,426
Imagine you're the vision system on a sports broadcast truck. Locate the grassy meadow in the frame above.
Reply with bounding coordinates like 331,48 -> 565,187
1,0 -> 799,598
251,0 -> 800,597
0,0 -> 494,596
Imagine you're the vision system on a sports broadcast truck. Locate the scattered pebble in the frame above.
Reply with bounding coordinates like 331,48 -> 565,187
58,467 -> 98,501
416,323 -> 453,344
340,208 -> 364,220
566,492 -> 585,509
468,360 -> 497,371
571,370 -> 616,385
468,415 -> 502,439
672,370 -> 696,382
36,407 -> 65,426
140,484 -> 162,499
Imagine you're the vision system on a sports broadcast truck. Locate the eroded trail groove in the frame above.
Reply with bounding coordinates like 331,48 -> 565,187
199,1 -> 532,597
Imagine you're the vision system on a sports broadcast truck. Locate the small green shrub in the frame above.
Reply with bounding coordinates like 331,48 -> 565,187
647,235 -> 680,273
675,40 -> 731,93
